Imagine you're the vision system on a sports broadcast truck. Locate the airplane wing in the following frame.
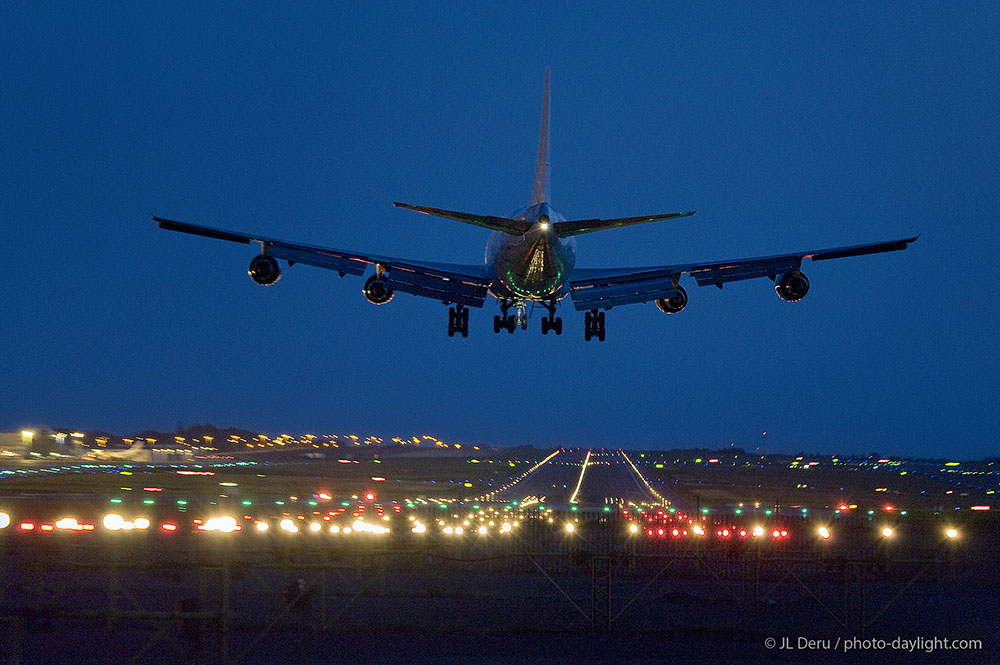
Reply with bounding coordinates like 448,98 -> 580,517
567,236 -> 918,310
154,216 -> 490,307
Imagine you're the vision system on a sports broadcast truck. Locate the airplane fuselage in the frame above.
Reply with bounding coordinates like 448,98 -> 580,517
485,202 -> 576,302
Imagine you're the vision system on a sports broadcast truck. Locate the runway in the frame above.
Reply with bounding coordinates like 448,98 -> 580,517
485,449 -> 690,510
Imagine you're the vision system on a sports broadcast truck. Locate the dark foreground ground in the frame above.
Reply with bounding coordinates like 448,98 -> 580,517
1,449 -> 995,663
2,522 -> 995,665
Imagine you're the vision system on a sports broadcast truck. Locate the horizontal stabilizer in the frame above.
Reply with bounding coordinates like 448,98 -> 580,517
553,211 -> 695,237
394,202 -> 531,236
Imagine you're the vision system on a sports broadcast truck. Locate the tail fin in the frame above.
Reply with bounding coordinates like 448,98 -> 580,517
530,69 -> 551,206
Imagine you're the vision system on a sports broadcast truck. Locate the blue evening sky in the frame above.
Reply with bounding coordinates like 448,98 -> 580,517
2,3 -> 997,458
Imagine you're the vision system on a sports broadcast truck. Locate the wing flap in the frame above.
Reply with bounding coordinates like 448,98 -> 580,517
384,264 -> 488,307
570,274 -> 678,310
689,256 -> 802,287
267,244 -> 368,276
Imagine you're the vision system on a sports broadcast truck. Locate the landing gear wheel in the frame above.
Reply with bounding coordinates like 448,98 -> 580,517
448,305 -> 469,337
493,315 -> 503,334
584,309 -> 606,341
541,301 -> 562,336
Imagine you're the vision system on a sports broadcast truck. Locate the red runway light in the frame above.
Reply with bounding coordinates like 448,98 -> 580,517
161,523 -> 178,532
20,522 -> 35,531
40,524 -> 54,532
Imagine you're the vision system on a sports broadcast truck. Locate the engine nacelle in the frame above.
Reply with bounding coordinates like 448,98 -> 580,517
248,255 -> 281,286
774,271 -> 809,302
655,285 -> 688,314
363,275 -> 394,305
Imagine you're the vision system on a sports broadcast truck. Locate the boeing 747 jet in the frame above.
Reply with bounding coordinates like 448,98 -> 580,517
155,70 -> 916,341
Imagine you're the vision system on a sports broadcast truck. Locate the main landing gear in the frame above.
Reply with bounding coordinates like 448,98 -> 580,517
540,300 -> 562,335
493,300 -> 527,334
447,304 -> 469,337
584,308 -> 606,342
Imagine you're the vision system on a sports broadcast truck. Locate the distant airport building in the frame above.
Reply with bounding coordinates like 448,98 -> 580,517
0,431 -> 32,458
0,429 -> 197,463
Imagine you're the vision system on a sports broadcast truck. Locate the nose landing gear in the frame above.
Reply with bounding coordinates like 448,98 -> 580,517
540,300 -> 562,335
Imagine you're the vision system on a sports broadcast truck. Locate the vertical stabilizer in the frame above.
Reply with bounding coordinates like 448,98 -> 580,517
530,69 -> 551,206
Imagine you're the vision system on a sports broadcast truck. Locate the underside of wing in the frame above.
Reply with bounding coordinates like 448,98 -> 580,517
568,236 -> 918,311
154,216 -> 490,307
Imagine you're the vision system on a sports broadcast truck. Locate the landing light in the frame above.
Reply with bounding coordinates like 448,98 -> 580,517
881,527 -> 894,538
945,527 -> 959,539
818,526 -> 831,540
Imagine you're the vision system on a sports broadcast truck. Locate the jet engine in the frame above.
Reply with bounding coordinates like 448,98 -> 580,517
248,255 -> 281,286
655,286 -> 688,314
363,275 -> 394,305
774,271 -> 809,302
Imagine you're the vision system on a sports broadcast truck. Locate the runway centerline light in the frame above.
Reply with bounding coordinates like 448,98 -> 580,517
103,513 -> 125,531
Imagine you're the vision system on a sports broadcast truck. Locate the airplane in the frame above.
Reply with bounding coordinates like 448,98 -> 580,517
155,70 -> 916,341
